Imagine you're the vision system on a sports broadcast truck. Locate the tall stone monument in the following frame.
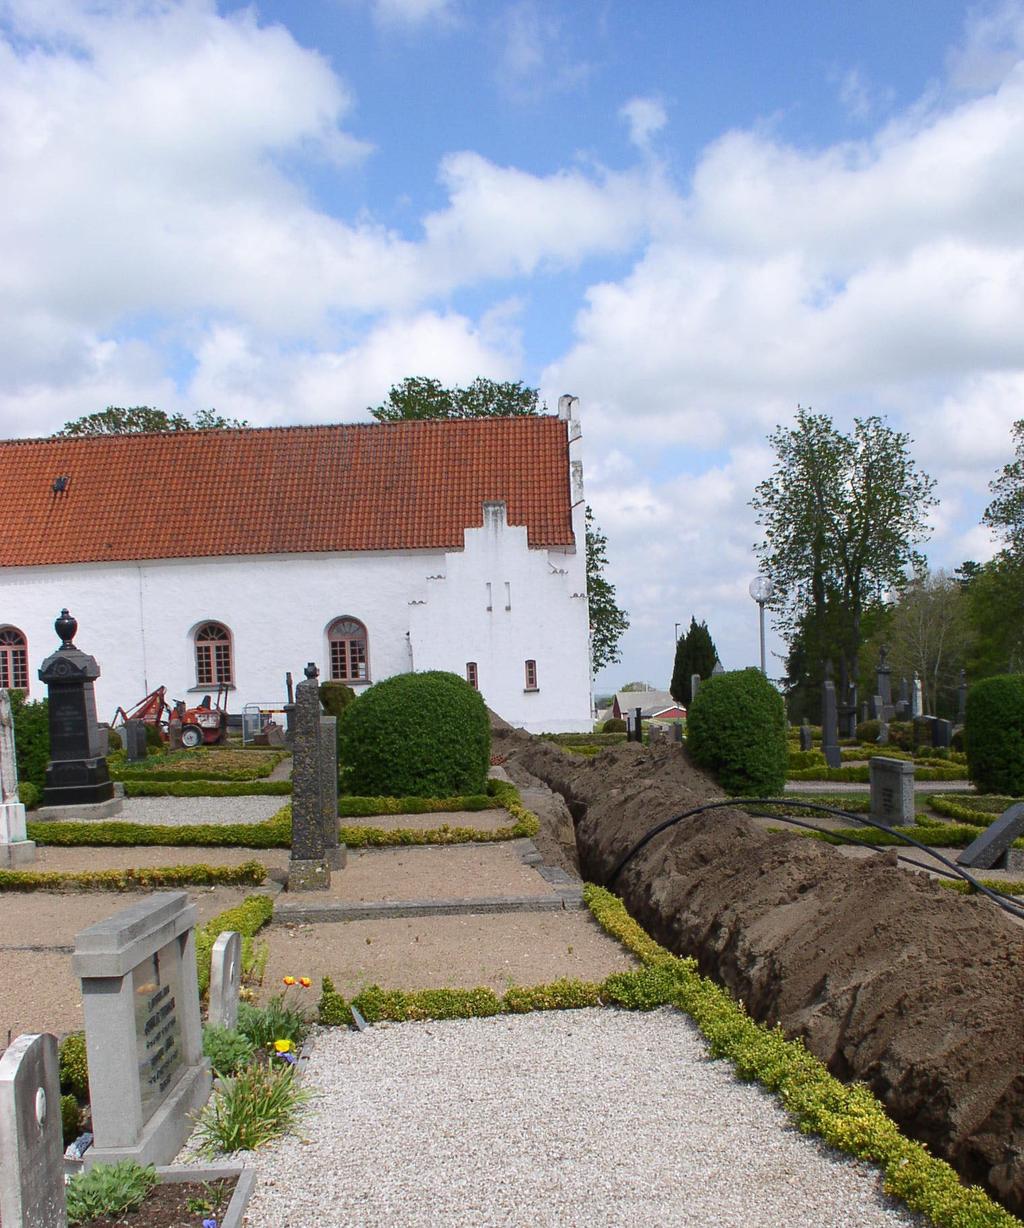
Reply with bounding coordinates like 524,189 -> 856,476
821,662 -> 841,769
288,663 -> 330,891
0,689 -> 35,868
37,610 -> 121,819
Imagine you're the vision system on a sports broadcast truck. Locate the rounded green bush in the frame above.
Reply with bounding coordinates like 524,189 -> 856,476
339,671 -> 490,798
686,668 -> 787,796
602,717 -> 627,733
319,681 -> 356,718
965,674 -> 1024,793
9,693 -> 49,793
855,719 -> 882,744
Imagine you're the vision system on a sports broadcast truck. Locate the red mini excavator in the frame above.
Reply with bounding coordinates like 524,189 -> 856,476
111,685 -> 229,748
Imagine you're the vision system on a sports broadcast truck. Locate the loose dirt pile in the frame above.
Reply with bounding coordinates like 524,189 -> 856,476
498,730 -> 1024,1216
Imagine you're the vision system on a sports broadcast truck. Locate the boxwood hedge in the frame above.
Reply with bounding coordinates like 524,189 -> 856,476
687,668 -> 787,796
966,674 -> 1024,795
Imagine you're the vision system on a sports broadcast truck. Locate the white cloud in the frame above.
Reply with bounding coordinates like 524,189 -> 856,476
493,1 -> 591,100
371,0 -> 458,27
619,96 -> 667,151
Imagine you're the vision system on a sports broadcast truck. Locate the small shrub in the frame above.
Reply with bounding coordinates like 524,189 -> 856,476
65,1161 -> 156,1226
9,692 -> 48,793
192,1062 -> 309,1155
687,668 -> 787,796
966,674 -> 1024,794
787,749 -> 825,771
339,670 -> 490,798
202,1025 -> 256,1077
319,680 -> 356,718
856,719 -> 882,743
59,1032 -> 89,1102
195,895 -> 275,997
61,1093 -> 82,1143
19,780 -> 40,809
237,991 -> 309,1048
887,720 -> 914,751
143,722 -> 163,752
602,717 -> 627,733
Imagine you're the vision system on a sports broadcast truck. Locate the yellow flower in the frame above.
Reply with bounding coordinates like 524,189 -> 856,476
274,1039 -> 294,1053
298,977 -> 312,988
282,976 -> 297,986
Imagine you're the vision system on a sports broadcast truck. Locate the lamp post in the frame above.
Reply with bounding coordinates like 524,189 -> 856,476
748,576 -> 775,675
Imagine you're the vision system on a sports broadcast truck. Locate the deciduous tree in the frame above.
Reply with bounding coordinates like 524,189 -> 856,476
57,406 -> 247,435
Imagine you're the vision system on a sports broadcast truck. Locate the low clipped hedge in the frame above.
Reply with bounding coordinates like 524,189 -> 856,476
791,820 -> 996,849
123,779 -> 291,798
787,749 -> 826,771
339,781 -> 538,847
928,794 -> 1021,823
337,791 -> 497,818
966,675 -> 1024,794
687,668 -> 787,796
0,861 -> 266,892
195,894 -> 275,997
339,670 -> 490,798
787,763 -> 968,783
109,748 -> 286,781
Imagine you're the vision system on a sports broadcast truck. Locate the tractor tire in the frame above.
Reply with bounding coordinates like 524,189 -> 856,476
181,726 -> 203,749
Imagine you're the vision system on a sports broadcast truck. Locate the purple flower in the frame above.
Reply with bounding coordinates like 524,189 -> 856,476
202,1219 -> 217,1228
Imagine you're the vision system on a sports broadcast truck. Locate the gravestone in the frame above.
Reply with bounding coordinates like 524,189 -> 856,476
319,715 -> 344,869
878,720 -> 890,745
0,688 -> 36,869
690,673 -> 701,703
876,647 -> 893,712
95,722 -> 111,757
869,756 -> 915,827
208,930 -> 242,1031
839,683 -> 858,739
634,706 -> 643,743
957,669 -> 968,724
167,714 -> 183,751
123,719 -> 147,763
821,668 -> 841,769
288,663 -> 330,891
672,722 -> 683,744
799,721 -> 813,752
914,716 -> 935,749
72,892 -> 210,1167
911,675 -> 923,719
860,701 -> 868,725
37,610 -> 121,819
959,803 -> 1024,872
933,718 -> 953,750
0,1032 -> 67,1228
871,694 -> 884,722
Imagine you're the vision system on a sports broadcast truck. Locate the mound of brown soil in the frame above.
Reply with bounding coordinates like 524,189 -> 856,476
505,737 -> 1024,1215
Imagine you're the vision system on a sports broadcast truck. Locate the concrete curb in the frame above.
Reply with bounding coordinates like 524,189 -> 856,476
155,1165 -> 256,1228
272,893 -> 585,923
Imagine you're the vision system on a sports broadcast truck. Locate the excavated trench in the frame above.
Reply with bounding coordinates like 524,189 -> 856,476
494,725 -> 1024,1217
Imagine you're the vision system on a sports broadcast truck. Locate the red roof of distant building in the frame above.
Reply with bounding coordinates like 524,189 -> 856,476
0,417 -> 575,567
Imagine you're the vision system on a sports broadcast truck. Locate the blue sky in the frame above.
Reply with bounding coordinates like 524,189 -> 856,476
2,0 -> 1024,697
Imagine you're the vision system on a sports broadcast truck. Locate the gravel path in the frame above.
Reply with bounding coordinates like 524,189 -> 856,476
224,1009 -> 925,1228
111,795 -> 288,825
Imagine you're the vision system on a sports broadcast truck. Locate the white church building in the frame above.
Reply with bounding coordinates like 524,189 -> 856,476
0,396 -> 593,733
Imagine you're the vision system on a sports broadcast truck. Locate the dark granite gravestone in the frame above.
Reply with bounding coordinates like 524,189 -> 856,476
821,668 -> 841,769
914,716 -> 935,749
319,715 -> 344,869
876,647 -> 893,711
860,701 -> 869,725
38,610 -> 120,816
287,663 -> 330,891
958,803 -> 1024,871
932,719 -> 953,749
672,722 -> 683,743
799,721 -> 813,752
124,718 -> 147,763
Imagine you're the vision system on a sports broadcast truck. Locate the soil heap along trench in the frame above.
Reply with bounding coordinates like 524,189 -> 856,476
495,729 -> 1024,1217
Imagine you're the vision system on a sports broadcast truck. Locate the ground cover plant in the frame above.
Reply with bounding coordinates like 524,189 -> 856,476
339,670 -> 490,797
65,1160 -> 157,1226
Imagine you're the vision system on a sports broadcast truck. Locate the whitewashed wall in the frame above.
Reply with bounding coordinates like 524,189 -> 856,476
1,516 -> 591,733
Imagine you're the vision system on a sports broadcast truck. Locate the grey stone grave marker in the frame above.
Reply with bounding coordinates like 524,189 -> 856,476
869,756 -> 915,827
124,718 -> 147,763
871,694 -> 884,722
911,675 -> 923,718
208,931 -> 242,1031
672,721 -> 683,743
860,701 -> 869,725
878,720 -> 890,745
319,715 -> 344,870
37,610 -> 121,819
690,673 -> 701,703
876,647 -> 893,711
0,688 -> 35,869
72,892 -> 210,1167
958,803 -> 1024,872
821,667 -> 841,769
0,1032 -> 67,1228
167,713 -> 183,751
799,721 -> 813,752
288,664 -> 330,891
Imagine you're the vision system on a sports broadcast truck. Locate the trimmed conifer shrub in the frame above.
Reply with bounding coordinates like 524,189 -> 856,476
338,671 -> 490,798
965,673 -> 1024,794
686,667 -> 787,796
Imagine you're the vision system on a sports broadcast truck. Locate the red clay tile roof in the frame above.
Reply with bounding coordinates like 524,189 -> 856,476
0,418 -> 575,567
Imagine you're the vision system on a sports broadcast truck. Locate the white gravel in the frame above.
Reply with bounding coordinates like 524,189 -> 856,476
116,795 -> 287,825
221,1008 -> 926,1228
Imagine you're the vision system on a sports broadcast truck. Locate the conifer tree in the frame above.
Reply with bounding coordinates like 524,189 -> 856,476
670,617 -> 718,705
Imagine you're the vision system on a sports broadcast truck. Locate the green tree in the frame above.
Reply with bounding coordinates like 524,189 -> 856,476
57,406 -> 248,436
983,419 -> 1024,561
751,407 -> 936,702
586,507 -> 629,674
670,617 -> 718,705
367,376 -> 629,675
368,376 -> 542,421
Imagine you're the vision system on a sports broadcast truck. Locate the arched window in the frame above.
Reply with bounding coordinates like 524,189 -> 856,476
0,627 -> 28,692
194,622 -> 233,687
328,618 -> 369,684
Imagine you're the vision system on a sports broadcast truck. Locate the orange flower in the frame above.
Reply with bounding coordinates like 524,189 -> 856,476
298,977 -> 312,988
282,976 -> 296,986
